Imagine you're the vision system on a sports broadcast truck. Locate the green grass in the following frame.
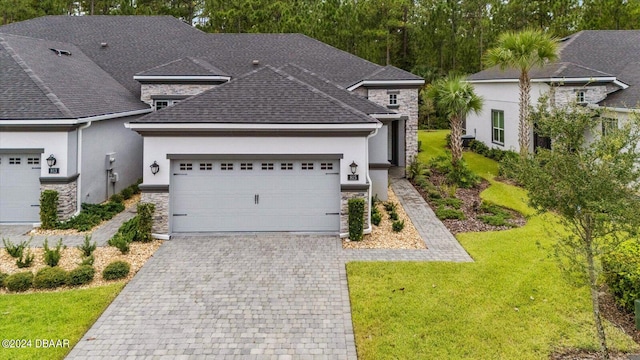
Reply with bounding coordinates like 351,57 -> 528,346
0,283 -> 124,360
348,130 -> 638,359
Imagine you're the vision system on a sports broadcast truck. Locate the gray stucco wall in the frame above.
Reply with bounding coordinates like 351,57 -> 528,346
80,115 -> 143,204
66,129 -> 78,175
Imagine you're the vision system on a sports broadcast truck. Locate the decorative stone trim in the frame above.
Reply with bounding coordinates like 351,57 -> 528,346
141,191 -> 169,235
40,173 -> 80,184
138,184 -> 169,192
40,180 -> 77,221
340,188 -> 370,235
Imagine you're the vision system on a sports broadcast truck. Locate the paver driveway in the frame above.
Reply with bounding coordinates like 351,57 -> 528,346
67,235 -> 356,360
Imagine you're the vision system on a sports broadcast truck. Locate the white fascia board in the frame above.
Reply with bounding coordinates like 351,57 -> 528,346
347,79 -> 425,91
468,77 -> 629,89
371,113 -> 402,120
133,75 -> 231,82
597,105 -> 639,113
127,122 -> 382,131
0,108 -> 153,126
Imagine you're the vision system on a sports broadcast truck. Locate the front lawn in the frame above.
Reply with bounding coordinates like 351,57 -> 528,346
0,283 -> 123,360
347,130 -> 638,359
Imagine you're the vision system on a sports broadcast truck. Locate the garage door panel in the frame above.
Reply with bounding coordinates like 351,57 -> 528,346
170,159 -> 340,232
0,154 -> 41,222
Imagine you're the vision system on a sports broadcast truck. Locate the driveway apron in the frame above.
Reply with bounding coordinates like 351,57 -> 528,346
66,235 -> 356,360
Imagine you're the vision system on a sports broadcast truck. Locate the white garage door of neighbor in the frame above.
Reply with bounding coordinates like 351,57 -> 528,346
0,154 -> 41,222
171,159 -> 341,232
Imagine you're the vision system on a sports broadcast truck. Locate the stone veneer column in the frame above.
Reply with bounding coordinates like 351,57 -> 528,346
340,185 -> 370,236
140,185 -> 169,236
401,88 -> 419,166
40,175 -> 78,221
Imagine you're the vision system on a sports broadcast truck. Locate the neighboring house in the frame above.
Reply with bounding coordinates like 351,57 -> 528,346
0,16 -> 423,238
466,30 -> 639,153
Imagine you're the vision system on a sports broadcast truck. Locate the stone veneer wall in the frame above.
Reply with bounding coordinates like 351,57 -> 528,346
141,191 -> 169,235
553,84 -> 615,107
366,88 -> 420,165
41,181 -> 77,221
340,189 -> 370,236
140,84 -> 219,105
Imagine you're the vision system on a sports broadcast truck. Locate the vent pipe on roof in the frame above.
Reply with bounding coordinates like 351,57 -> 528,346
252,59 -> 260,66
100,42 -> 108,48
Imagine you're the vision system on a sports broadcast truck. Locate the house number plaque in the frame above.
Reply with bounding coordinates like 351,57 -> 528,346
48,168 -> 60,174
348,174 -> 359,181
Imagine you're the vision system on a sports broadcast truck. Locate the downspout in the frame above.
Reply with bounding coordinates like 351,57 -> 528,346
363,126 -> 380,235
75,121 -> 92,216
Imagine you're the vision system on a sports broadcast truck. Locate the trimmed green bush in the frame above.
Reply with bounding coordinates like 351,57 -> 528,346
34,267 -> 67,289
392,219 -> 405,232
3,238 -> 29,258
77,234 -> 96,257
383,201 -> 397,213
40,190 -> 59,229
121,187 -> 134,200
5,272 -> 33,292
371,212 -> 382,226
79,254 -> 94,266
103,261 -> 130,280
117,216 -> 139,243
110,193 -> 124,203
43,238 -> 64,267
348,198 -> 365,241
136,202 -> 155,242
603,240 -> 640,312
108,233 -> 130,254
0,272 -> 8,288
67,265 -> 95,286
435,207 -> 465,220
16,249 -> 34,268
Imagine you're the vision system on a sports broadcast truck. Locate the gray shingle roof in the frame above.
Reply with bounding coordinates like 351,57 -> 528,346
277,64 -> 396,115
136,57 -> 228,77
132,66 -> 379,124
468,30 -> 640,107
363,65 -> 424,81
0,33 -> 148,120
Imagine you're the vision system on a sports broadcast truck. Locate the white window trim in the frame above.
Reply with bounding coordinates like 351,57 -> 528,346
491,110 -> 505,146
154,99 -> 181,111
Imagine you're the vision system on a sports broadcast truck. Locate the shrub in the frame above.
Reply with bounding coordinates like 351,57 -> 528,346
3,238 -> 29,258
0,272 -> 8,288
136,203 -> 155,242
79,254 -> 94,266
40,190 -> 59,229
108,233 -> 130,254
478,214 -> 513,227
389,211 -> 399,221
603,240 -> 640,312
117,216 -> 139,243
348,198 -> 365,241
371,212 -> 382,226
433,197 -> 462,209
16,249 -> 34,268
383,201 -> 397,213
480,201 -> 510,217
103,261 -> 130,280
5,272 -> 33,292
407,160 -> 428,182
67,265 -> 95,286
121,187 -> 134,200
77,234 -> 96,257
34,267 -> 67,289
57,212 -> 102,231
469,139 -> 490,156
417,140 -> 423,152
392,219 -> 405,232
446,162 -> 479,189
435,207 -> 465,220
110,193 -> 124,203
43,238 -> 64,267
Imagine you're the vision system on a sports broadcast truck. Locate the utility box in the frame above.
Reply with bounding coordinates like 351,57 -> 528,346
635,299 -> 640,330
461,134 -> 475,148
105,153 -> 116,170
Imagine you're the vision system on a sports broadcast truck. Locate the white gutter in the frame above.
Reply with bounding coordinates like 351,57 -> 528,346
596,105 -> 640,113
468,77 -> 629,89
347,79 -> 425,91
0,108 -> 152,126
126,122 -> 380,131
371,113 -> 403,120
74,121 -> 92,216
133,75 -> 231,82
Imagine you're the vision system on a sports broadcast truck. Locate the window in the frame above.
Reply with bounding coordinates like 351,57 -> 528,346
240,163 -> 253,170
576,91 -> 586,103
301,162 -> 314,170
9,157 -> 21,165
389,93 -> 398,106
320,163 -> 333,170
179,163 -> 193,171
280,163 -> 293,170
602,118 -> 618,136
221,163 -> 233,171
261,163 -> 274,170
27,157 -> 40,165
154,99 -> 180,111
199,163 -> 212,170
491,110 -> 505,145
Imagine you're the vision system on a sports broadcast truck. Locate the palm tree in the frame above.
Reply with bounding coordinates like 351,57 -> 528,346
485,29 -> 558,157
427,75 -> 483,167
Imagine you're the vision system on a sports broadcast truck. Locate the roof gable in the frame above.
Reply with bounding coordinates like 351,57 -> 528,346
133,66 -> 379,125
136,57 -> 228,77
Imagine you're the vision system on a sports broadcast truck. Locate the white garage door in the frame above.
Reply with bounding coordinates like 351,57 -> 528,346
171,159 -> 340,232
0,154 -> 41,222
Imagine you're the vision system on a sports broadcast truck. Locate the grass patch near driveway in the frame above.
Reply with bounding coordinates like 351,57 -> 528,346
0,283 -> 124,360
347,130 -> 638,359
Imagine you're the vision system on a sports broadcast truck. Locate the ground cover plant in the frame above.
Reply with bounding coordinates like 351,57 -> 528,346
0,283 -> 123,360
347,130 -> 638,359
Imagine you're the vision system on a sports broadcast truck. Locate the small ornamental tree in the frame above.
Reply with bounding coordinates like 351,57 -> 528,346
519,100 -> 640,360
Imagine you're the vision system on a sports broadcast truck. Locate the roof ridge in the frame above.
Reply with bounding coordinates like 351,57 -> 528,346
0,34 -> 74,118
267,65 -> 376,123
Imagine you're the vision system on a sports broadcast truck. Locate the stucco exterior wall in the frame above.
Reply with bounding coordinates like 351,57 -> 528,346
140,84 -> 218,105
465,82 -> 550,153
0,131 -> 72,178
81,116 -> 143,204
